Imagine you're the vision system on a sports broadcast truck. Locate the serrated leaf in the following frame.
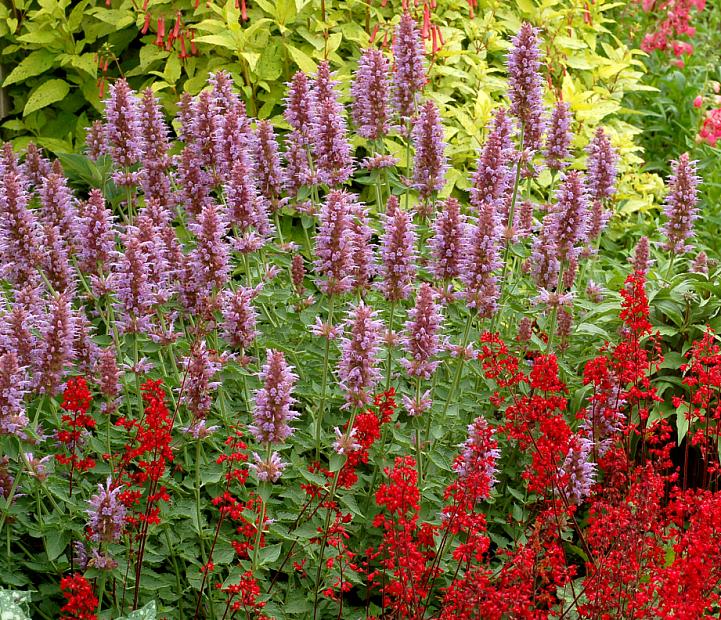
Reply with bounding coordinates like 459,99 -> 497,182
23,79 -> 70,116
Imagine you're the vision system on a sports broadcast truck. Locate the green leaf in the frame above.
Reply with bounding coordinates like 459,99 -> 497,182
23,79 -> 70,116
0,588 -> 32,620
285,43 -> 316,74
3,49 -> 55,86
117,600 -> 157,619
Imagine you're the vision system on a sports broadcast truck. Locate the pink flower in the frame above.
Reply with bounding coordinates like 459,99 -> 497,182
694,95 -> 704,108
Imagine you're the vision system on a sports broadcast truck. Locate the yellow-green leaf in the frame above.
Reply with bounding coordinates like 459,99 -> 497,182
23,79 -> 70,116
3,49 -> 55,86
285,43 -> 317,74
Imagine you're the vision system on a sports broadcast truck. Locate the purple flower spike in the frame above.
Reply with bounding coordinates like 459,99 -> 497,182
661,153 -> 700,254
453,417 -> 500,501
470,107 -> 514,214
250,349 -> 299,445
314,190 -> 355,296
0,351 -> 29,438
138,88 -> 171,170
250,451 -> 286,483
284,131 -> 312,196
188,201 -> 230,301
0,168 -> 43,285
225,150 -> 263,233
254,120 -> 285,207
285,71 -> 314,137
392,12 -> 426,120
181,340 -> 221,420
23,143 -> 51,186
545,101 -> 573,171
529,221 -> 560,291
338,302 -> 384,409
39,171 -> 78,254
378,197 -> 417,302
507,23 -> 546,151
85,120 -> 106,160
461,202 -> 502,318
311,61 -> 353,187
176,147 -> 212,219
560,436 -> 596,505
586,127 -> 618,202
692,251 -> 708,274
42,224 -> 75,295
400,283 -> 443,379
430,197 -> 466,281
87,478 -> 126,543
412,100 -> 448,205
77,189 -> 115,275
549,170 -> 589,261
352,48 -> 392,140
97,347 -> 121,407
349,201 -> 376,293
36,293 -> 75,395
221,287 -> 258,350
631,236 -> 651,274
103,78 -> 142,180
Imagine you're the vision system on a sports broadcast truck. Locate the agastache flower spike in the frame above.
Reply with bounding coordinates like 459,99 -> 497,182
392,12 -> 426,120
545,101 -> 573,171
548,170 -> 590,261
529,220 -> 560,290
461,202 -> 502,318
221,287 -> 258,350
311,61 -> 353,186
138,87 -> 171,170
631,235 -> 651,274
378,196 -> 417,302
250,350 -> 298,445
586,127 -> 618,202
103,78 -> 142,182
113,227 -> 155,334
77,189 -> 115,275
225,150 -> 263,233
42,224 -> 75,294
661,153 -> 700,254
0,168 -> 43,285
400,283 -> 443,379
249,451 -> 286,483
175,146 -> 212,219
453,417 -> 500,501
254,120 -> 285,207
412,100 -> 448,208
87,478 -> 126,543
470,108 -> 514,215
314,190 -> 354,296
560,436 -> 596,505
36,292 -> 75,395
352,48 -> 392,140
0,351 -> 29,437
38,171 -> 78,252
85,120 -> 106,160
181,340 -> 221,420
285,71 -> 314,137
507,23 -> 546,151
97,347 -> 121,411
349,201 -> 376,294
430,197 -> 466,281
284,131 -> 312,195
187,201 -> 230,302
22,142 -> 51,186
338,302 -> 384,409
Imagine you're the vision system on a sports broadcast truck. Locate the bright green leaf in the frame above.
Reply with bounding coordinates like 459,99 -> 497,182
23,79 -> 70,116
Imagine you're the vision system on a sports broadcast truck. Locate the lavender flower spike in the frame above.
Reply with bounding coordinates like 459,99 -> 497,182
311,61 -> 353,187
545,101 -> 573,171
392,12 -> 426,120
378,197 -> 417,302
560,436 -> 596,505
0,352 -> 29,437
352,48 -> 392,140
400,283 -> 443,380
103,78 -> 142,184
470,107 -> 514,214
250,350 -> 299,445
36,293 -> 75,395
453,416 -> 501,501
430,197 -> 466,281
661,153 -> 700,254
338,302 -> 384,409
412,100 -> 448,207
87,478 -> 126,543
349,201 -> 376,293
254,120 -> 285,207
221,287 -> 258,350
507,23 -> 546,151
586,127 -> 618,202
314,190 -> 354,296
181,340 -> 221,420
630,235 -> 651,274
250,451 -> 286,483
461,202 -> 502,318
548,170 -> 590,261
77,189 -> 115,275
285,71 -> 314,137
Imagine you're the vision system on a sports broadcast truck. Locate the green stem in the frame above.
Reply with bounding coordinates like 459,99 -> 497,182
195,440 -> 206,559
315,297 -> 336,460
385,301 -> 397,392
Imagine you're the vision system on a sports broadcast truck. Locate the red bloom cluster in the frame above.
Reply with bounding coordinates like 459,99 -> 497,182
56,377 -> 96,475
59,574 -> 98,620
638,0 -> 705,63
699,106 -> 721,146
216,571 -> 269,619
